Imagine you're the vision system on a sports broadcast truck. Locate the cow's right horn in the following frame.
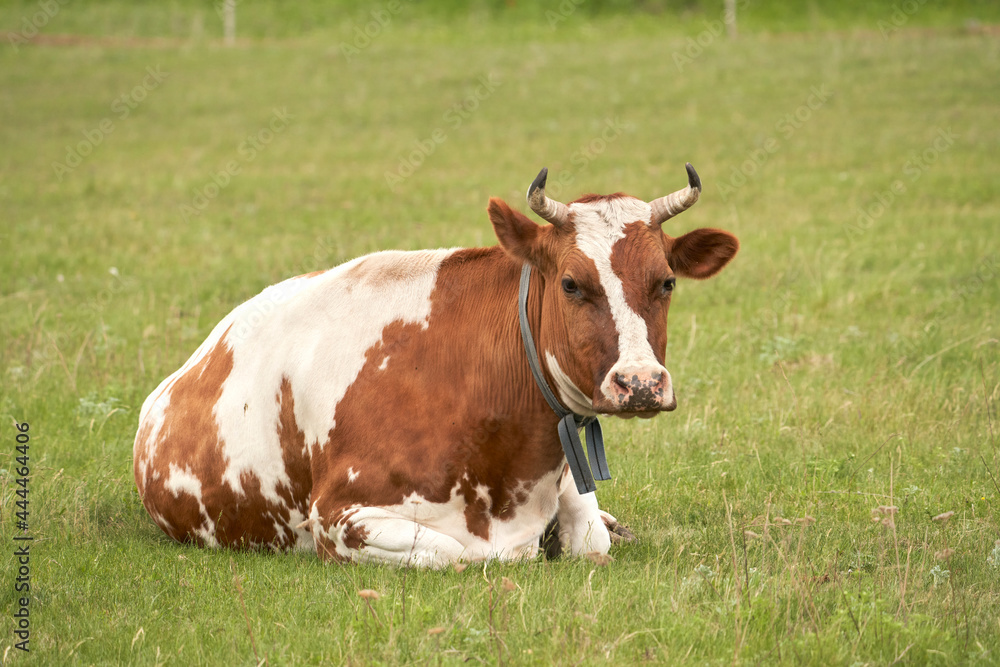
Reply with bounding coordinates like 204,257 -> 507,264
527,167 -> 570,228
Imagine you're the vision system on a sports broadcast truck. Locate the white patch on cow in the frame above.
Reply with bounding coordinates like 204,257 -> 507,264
474,483 -> 491,507
568,197 -> 669,400
347,467 -> 359,483
306,499 -> 323,535
207,251 -> 452,500
214,249 -> 456,466
164,463 -> 203,500
378,356 -> 389,371
287,507 -> 313,550
326,503 -> 468,568
317,468 -> 564,566
544,351 -> 597,417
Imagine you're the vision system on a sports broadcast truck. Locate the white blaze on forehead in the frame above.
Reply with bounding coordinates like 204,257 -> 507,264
561,197 -> 664,400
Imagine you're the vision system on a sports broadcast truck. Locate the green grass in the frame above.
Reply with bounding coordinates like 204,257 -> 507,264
2,3 -> 999,665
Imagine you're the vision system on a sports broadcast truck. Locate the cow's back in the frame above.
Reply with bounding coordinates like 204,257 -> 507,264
133,249 -> 459,549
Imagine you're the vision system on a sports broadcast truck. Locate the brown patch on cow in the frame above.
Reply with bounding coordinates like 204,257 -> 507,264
335,507 -> 361,525
345,252 -> 440,286
459,476 -> 491,540
134,330 -> 235,545
315,533 -> 350,563
341,521 -> 370,550
310,247 -> 567,545
571,193 -> 631,205
274,377 -> 312,520
297,269 -> 328,279
309,508 -> 362,562
135,328 -> 312,551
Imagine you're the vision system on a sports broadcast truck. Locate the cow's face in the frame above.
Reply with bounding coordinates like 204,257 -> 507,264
489,165 -> 739,418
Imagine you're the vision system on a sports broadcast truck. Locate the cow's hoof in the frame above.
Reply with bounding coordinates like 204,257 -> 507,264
604,518 -> 638,545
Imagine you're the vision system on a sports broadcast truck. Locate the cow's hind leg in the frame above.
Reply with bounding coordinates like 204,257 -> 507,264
311,506 -> 466,568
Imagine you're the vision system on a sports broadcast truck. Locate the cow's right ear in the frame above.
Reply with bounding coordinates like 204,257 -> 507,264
488,197 -> 549,269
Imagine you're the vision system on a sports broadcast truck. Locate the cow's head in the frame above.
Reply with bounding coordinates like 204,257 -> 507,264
488,164 -> 738,418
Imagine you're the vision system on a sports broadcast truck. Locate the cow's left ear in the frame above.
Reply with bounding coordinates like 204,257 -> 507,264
668,228 -> 740,280
488,197 -> 551,269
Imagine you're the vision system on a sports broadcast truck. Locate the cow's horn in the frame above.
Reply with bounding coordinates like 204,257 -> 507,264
527,167 -> 570,227
649,162 -> 702,226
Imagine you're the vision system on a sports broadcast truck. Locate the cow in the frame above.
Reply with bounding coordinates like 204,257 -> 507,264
133,164 -> 739,567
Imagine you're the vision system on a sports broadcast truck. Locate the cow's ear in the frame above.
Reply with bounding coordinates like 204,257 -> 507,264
488,197 -> 550,268
668,228 -> 740,279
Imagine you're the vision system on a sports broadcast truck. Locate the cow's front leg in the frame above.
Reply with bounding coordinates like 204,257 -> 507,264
554,470 -> 613,556
551,468 -> 639,557
309,506 -> 466,568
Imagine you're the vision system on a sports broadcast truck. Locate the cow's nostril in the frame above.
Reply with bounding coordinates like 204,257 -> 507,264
650,372 -> 663,385
613,374 -> 631,393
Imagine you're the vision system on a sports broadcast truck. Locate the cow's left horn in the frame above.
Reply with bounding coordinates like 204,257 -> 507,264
527,167 -> 570,227
649,162 -> 702,226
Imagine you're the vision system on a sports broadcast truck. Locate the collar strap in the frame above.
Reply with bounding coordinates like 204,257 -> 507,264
518,263 -> 611,495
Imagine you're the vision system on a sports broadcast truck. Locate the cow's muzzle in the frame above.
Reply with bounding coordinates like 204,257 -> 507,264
599,366 -> 676,414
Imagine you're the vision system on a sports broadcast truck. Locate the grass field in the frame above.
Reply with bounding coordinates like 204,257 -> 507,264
2,1 -> 999,665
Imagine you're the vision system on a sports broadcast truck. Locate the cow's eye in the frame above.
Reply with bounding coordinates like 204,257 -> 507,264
562,277 -> 581,296
661,277 -> 676,296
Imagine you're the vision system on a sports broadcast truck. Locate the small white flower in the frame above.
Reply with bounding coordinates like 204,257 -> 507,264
929,565 -> 950,587
988,541 -> 1000,569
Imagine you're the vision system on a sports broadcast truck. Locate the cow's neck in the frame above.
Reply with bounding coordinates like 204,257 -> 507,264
433,246 -> 568,479
518,262 -> 608,494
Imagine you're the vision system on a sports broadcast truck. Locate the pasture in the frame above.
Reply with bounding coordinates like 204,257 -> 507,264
2,1 -> 999,664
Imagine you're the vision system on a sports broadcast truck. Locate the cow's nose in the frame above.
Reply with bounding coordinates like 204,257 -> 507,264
613,371 -> 663,395
612,373 -> 633,395
607,367 -> 671,410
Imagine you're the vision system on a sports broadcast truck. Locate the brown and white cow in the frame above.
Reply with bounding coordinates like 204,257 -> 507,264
133,164 -> 738,567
